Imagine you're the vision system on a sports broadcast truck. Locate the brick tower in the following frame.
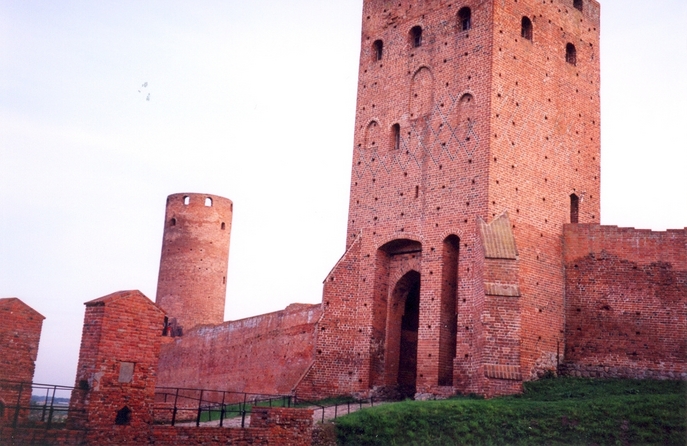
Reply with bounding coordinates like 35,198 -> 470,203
296,0 -> 600,399
155,193 -> 233,332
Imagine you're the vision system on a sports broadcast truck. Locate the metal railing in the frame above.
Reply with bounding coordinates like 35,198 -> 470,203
153,387 -> 293,427
292,396 -> 378,424
153,387 -> 381,427
0,380 -> 75,429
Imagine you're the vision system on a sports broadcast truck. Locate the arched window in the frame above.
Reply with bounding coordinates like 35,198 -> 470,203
573,0 -> 583,12
221,222 -> 226,230
570,194 -> 579,223
458,7 -> 472,31
521,16 -> 533,41
183,196 -> 190,205
566,43 -> 577,65
373,40 -> 383,61
170,218 -> 176,227
205,197 -> 213,207
410,26 -> 422,48
391,124 -> 401,150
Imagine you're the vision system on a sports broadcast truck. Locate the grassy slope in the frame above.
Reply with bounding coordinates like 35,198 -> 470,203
334,378 -> 686,445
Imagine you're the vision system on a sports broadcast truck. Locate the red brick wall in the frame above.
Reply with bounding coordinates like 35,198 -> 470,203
299,0 -> 602,399
157,303 -> 321,395
156,193 -> 233,331
489,0 -> 601,381
0,427 -> 85,446
1,408 -> 313,446
68,290 -> 164,431
562,225 -> 687,379
0,298 -> 44,424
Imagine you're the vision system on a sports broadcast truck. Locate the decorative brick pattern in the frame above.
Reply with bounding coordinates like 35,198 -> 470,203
298,0 -> 601,399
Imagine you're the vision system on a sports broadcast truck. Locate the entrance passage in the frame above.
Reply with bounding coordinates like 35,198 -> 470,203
393,271 -> 421,398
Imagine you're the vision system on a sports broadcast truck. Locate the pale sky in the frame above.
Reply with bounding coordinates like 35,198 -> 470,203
1,0 -> 685,387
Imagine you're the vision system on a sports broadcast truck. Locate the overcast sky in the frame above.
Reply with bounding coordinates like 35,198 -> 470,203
1,0 -> 685,387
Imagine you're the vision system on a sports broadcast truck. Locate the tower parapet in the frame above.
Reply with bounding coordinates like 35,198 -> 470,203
155,193 -> 232,332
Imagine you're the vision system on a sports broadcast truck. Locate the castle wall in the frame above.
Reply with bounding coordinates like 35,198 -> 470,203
157,303 -> 322,395
562,224 -> 687,379
0,298 -> 44,425
156,193 -> 233,331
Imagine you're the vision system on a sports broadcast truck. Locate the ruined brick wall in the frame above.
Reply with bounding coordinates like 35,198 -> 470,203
562,225 -> 687,379
157,303 -> 321,395
68,290 -> 164,431
156,193 -> 233,331
0,298 -> 44,424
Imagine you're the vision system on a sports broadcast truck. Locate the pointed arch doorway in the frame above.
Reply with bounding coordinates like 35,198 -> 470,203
386,270 -> 421,398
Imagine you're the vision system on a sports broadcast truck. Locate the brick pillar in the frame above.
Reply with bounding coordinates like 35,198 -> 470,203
67,290 -> 164,437
0,298 -> 44,426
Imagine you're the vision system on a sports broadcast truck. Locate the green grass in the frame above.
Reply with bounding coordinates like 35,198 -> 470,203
334,378 -> 686,445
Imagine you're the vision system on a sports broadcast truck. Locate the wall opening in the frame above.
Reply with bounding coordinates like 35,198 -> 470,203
205,197 -> 213,207
566,43 -> 577,66
410,26 -> 423,48
183,196 -> 190,205
391,270 -> 421,398
115,406 -> 132,425
458,7 -> 472,31
221,222 -> 226,230
373,39 -> 384,61
573,0 -> 583,12
521,16 -> 533,41
391,124 -> 401,151
170,218 -> 176,227
570,193 -> 579,223
439,235 -> 459,386
373,239 -> 422,391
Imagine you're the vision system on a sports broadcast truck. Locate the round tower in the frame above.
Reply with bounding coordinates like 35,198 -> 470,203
155,193 -> 232,332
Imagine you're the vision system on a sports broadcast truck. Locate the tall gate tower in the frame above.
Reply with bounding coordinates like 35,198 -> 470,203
297,0 -> 600,398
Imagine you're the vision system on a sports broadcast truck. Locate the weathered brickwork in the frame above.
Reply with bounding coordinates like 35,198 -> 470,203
67,290 -> 164,432
562,224 -> 687,380
1,5 -> 685,435
156,193 -> 233,331
0,407 -> 312,446
157,303 -> 322,395
0,298 -> 44,425
297,0 -> 601,399
0,427 -> 86,446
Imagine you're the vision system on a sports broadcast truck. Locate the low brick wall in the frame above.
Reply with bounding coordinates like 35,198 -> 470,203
1,408 -> 313,446
0,427 -> 86,446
